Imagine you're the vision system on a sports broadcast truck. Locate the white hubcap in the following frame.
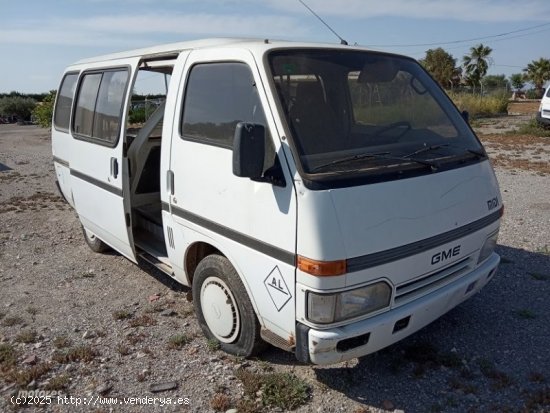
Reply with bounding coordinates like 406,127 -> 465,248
200,277 -> 239,343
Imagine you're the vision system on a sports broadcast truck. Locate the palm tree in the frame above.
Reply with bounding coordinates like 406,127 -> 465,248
462,44 -> 493,94
523,58 -> 550,98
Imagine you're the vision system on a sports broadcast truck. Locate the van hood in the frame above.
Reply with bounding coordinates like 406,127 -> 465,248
296,161 -> 501,261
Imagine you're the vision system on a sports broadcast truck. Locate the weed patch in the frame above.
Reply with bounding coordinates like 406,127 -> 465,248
53,345 -> 98,364
236,369 -> 310,411
45,374 -> 70,391
167,334 -> 190,350
113,310 -> 133,320
16,330 -> 38,344
210,393 -> 230,411
129,314 -> 157,327
0,343 -> 18,370
2,316 -> 24,326
5,362 -> 51,386
53,335 -> 72,349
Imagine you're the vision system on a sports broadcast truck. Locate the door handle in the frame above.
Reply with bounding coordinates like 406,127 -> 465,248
110,157 -> 119,179
167,170 -> 174,195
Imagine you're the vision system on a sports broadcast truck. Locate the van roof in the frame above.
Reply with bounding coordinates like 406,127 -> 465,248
72,38 -> 377,65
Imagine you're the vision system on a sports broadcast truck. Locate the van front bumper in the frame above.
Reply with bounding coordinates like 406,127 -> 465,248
296,253 -> 500,365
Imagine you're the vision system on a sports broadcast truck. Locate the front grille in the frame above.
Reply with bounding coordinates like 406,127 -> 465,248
542,109 -> 550,116
394,256 -> 473,306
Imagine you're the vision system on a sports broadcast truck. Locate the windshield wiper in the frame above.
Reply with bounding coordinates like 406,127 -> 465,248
403,144 -> 449,158
311,152 -> 390,172
311,151 -> 439,173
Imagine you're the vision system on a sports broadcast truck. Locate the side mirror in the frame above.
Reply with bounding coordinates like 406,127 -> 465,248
461,110 -> 470,123
233,122 -> 265,179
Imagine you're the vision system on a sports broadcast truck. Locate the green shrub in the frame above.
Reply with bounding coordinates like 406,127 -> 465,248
32,91 -> 56,128
448,92 -> 509,118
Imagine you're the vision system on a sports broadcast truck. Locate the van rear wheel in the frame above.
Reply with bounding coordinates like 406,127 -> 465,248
193,254 -> 263,357
81,226 -> 110,253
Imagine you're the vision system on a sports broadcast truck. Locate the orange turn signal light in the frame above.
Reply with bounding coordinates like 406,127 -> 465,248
297,256 -> 346,276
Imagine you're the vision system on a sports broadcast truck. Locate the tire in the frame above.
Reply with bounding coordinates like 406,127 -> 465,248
193,254 -> 264,357
81,226 -> 110,253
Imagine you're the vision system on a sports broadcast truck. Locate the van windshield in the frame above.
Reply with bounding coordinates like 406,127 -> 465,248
267,49 -> 485,180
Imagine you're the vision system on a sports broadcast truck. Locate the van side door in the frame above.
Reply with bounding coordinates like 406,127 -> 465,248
69,60 -> 138,261
166,48 -> 298,342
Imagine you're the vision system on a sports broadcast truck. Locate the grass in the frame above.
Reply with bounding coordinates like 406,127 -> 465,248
2,315 -> 24,326
53,335 -> 72,349
112,310 -> 133,320
236,369 -> 310,411
513,118 -> 550,137
0,343 -> 18,370
5,362 -> 52,386
53,345 -> 98,364
26,307 -> 38,316
206,339 -> 221,352
449,92 -> 509,118
16,329 -> 38,344
167,334 -> 190,350
210,393 -> 231,411
516,309 -> 537,319
261,372 -> 310,410
45,374 -> 70,391
128,314 -> 157,327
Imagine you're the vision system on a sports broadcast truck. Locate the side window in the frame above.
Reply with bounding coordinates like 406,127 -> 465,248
73,69 -> 129,146
181,62 -> 269,148
74,73 -> 101,138
54,73 -> 78,131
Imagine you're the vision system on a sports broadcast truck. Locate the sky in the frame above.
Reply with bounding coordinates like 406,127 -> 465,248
1,0 -> 549,93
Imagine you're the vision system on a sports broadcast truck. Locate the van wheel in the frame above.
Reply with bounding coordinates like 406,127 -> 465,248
82,226 -> 110,253
193,255 -> 263,357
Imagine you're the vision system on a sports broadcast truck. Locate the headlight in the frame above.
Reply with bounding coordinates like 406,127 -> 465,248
478,230 -> 499,264
307,282 -> 392,324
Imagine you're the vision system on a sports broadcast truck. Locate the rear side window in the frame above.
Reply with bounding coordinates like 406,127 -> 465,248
73,69 -> 129,146
54,73 -> 78,131
181,62 -> 268,148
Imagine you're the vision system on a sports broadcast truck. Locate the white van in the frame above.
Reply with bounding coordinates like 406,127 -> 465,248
537,86 -> 550,126
52,39 -> 502,365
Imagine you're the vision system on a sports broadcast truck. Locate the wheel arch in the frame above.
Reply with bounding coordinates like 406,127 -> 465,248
184,240 -> 264,327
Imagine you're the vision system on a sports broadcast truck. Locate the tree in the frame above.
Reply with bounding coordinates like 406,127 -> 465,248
482,74 -> 508,89
462,44 -> 493,94
0,96 -> 36,121
32,90 -> 56,128
509,73 -> 525,92
523,58 -> 550,98
420,48 -> 461,89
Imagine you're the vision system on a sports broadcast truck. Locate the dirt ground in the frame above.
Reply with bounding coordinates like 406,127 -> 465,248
0,123 -> 549,413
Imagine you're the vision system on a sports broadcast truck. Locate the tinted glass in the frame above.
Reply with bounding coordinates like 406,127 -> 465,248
54,73 -> 78,131
181,63 -> 268,148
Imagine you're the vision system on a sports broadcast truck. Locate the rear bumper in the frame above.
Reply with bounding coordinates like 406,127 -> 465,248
298,253 -> 500,365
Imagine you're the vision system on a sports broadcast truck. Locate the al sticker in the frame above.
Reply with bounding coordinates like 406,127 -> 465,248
264,267 -> 292,311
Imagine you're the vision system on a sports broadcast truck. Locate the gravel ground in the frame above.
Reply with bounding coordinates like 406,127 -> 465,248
0,124 -> 549,413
